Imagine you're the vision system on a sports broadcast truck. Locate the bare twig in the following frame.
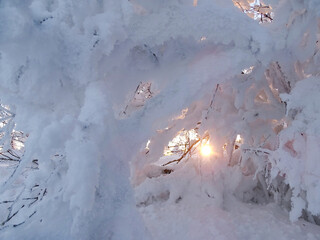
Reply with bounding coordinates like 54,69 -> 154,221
0,201 -> 14,204
205,84 -> 220,120
242,147 -> 271,156
162,138 -> 202,166
162,134 -> 209,166
235,2 -> 244,12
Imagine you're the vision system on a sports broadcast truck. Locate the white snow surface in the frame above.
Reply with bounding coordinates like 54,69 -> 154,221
141,197 -> 320,240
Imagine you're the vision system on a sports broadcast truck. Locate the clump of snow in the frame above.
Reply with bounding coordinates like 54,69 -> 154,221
271,77 -> 320,221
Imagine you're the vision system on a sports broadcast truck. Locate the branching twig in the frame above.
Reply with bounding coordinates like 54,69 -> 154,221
162,138 -> 201,166
162,134 -> 209,166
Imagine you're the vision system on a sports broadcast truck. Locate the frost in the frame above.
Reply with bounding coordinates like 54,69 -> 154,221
120,81 -> 154,119
233,0 -> 274,23
0,0 -> 320,239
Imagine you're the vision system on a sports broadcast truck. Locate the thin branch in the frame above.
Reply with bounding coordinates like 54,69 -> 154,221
162,138 -> 201,166
242,147 -> 271,156
0,105 -> 15,116
162,134 -> 209,166
205,84 -> 220,120
0,201 -> 14,204
235,2 -> 244,12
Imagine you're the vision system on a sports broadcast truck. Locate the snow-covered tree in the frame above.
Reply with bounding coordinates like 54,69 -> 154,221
0,0 -> 320,239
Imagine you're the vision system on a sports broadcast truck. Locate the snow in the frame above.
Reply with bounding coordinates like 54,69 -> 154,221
0,0 -> 320,239
141,197 -> 320,240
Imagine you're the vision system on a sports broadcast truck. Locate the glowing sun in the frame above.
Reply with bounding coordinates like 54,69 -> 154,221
200,144 -> 213,157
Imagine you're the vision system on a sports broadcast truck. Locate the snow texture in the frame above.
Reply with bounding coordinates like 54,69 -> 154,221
0,0 -> 319,239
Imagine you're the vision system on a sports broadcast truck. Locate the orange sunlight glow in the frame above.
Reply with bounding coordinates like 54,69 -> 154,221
193,0 -> 198,7
200,144 -> 213,157
236,134 -> 242,143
